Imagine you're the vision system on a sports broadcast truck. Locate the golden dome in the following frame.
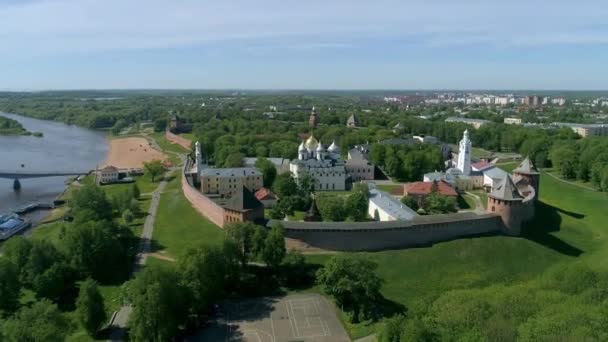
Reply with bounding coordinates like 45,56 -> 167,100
305,135 -> 318,150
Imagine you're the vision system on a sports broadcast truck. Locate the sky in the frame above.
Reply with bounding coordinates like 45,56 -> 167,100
1,0 -> 608,90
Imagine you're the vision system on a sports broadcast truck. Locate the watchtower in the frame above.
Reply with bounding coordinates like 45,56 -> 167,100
487,175 -> 524,235
512,156 -> 540,202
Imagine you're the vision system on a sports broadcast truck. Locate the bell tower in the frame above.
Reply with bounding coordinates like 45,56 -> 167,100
309,106 -> 318,128
457,129 -> 472,175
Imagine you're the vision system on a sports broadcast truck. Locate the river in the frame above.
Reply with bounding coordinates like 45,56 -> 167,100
0,112 -> 108,213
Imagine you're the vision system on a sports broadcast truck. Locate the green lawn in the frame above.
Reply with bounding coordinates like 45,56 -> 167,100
376,184 -> 402,194
150,132 -> 190,154
302,171 -> 608,338
152,175 -> 225,259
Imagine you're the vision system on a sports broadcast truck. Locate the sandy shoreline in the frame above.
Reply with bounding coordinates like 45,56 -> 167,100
102,137 -> 168,169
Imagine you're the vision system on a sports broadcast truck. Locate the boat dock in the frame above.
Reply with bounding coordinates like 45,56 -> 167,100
0,214 -> 31,241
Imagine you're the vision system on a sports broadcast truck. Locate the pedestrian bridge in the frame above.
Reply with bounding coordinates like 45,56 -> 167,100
0,171 -> 90,179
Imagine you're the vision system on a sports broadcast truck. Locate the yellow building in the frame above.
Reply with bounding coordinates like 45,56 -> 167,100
200,167 -> 263,197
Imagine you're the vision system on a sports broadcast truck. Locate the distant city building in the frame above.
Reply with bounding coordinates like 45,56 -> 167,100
504,117 -> 523,125
523,95 -> 541,107
346,114 -> 359,128
552,97 -> 567,106
445,117 -> 491,129
552,122 -> 608,137
290,136 -> 346,191
308,106 -> 318,128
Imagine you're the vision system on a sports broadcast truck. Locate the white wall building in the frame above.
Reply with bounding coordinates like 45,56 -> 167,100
290,136 -> 346,191
368,186 -> 418,221
96,166 -> 119,184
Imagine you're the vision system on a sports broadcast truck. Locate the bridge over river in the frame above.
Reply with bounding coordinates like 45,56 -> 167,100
0,170 -> 91,189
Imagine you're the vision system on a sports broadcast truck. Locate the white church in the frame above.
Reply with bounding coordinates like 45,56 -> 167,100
289,135 -> 347,191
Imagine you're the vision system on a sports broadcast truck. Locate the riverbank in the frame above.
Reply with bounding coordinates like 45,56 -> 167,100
103,136 -> 168,168
0,114 -> 42,137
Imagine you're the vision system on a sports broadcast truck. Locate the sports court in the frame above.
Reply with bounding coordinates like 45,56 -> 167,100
192,293 -> 350,342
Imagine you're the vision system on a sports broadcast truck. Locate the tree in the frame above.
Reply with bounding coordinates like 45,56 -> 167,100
76,278 -> 106,336
19,240 -> 70,301
316,194 -> 346,221
61,219 -> 133,282
423,193 -> 457,214
144,159 -> 166,183
251,225 -> 269,259
401,196 -> 419,211
379,314 -> 407,342
2,237 -> 32,273
128,267 -> 188,342
0,258 -> 20,315
225,222 -> 257,266
224,152 -> 245,167
178,245 -> 227,314
72,184 -> 113,221
154,118 -> 167,132
549,144 -> 578,179
316,254 -> 383,321
274,173 -> 298,198
262,224 -> 286,268
255,157 -> 277,188
130,182 -> 141,199
345,186 -> 369,221
122,209 -> 134,224
1,299 -> 69,342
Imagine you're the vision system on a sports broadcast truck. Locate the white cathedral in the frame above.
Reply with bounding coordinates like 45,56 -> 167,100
289,135 -> 347,191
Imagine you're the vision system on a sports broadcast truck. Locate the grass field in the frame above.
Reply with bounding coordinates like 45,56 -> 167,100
302,171 -> 608,338
376,184 -> 402,194
152,175 -> 225,259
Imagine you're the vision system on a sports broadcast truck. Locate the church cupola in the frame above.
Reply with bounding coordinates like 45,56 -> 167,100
298,141 -> 308,160
328,140 -> 340,160
316,142 -> 326,161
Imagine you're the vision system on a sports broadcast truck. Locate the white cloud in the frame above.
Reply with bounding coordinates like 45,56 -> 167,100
0,0 -> 608,56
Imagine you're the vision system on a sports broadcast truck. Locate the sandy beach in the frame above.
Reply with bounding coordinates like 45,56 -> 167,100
103,137 -> 167,168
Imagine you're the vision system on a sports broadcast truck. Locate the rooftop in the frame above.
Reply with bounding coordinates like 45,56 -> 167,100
471,161 -> 494,171
513,157 -> 539,175
489,175 -> 523,201
369,187 -> 418,220
405,181 -> 458,197
254,187 -> 277,201
200,167 -> 261,178
223,186 -> 264,212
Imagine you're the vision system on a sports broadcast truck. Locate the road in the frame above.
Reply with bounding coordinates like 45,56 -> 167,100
464,191 -> 485,213
107,168 -> 175,341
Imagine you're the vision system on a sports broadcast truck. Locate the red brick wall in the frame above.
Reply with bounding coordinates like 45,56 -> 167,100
181,174 -> 226,227
165,130 -> 193,150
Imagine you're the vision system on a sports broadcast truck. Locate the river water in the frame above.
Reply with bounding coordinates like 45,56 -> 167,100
0,112 -> 108,213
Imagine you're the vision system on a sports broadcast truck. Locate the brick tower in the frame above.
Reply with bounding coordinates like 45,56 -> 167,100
487,175 -> 524,235
309,106 -> 318,128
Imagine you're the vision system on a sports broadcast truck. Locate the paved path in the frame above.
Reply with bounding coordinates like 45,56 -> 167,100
464,191 -> 485,213
544,171 -> 597,192
108,169 -> 175,341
